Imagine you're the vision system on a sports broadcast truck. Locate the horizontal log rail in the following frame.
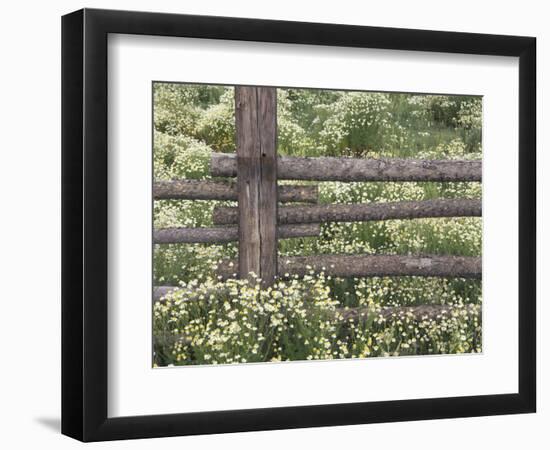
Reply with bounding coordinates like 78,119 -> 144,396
213,198 -> 481,225
153,286 -> 179,302
337,304 -> 480,322
153,224 -> 320,244
154,286 -> 479,323
153,285 -> 231,303
211,152 -> 482,182
217,254 -> 481,280
152,304 -> 481,345
154,285 -> 237,304
153,179 -> 318,203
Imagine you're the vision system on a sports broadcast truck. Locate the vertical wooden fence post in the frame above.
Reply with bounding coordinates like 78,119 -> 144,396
235,86 -> 278,285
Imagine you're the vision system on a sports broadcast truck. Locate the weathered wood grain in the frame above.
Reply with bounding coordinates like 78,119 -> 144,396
236,86 -> 278,284
217,254 -> 482,280
211,152 -> 482,182
153,179 -> 318,203
153,224 -> 320,244
258,87 -> 278,285
213,198 -> 482,225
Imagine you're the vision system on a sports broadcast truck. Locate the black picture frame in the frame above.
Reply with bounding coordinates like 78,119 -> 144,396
62,8 -> 536,442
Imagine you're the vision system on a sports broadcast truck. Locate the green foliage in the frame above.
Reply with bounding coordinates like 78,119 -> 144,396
154,276 -> 339,365
196,89 -> 236,152
154,276 -> 481,366
154,132 -> 211,180
320,92 -> 393,157
422,95 -> 482,153
151,83 -> 483,366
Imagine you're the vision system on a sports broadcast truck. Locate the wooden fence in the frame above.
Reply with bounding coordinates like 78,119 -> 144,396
153,86 -> 482,321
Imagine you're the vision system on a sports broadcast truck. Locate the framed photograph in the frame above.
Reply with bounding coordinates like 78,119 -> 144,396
62,8 -> 536,441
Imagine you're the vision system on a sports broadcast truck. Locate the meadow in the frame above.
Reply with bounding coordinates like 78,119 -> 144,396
152,84 -> 482,366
